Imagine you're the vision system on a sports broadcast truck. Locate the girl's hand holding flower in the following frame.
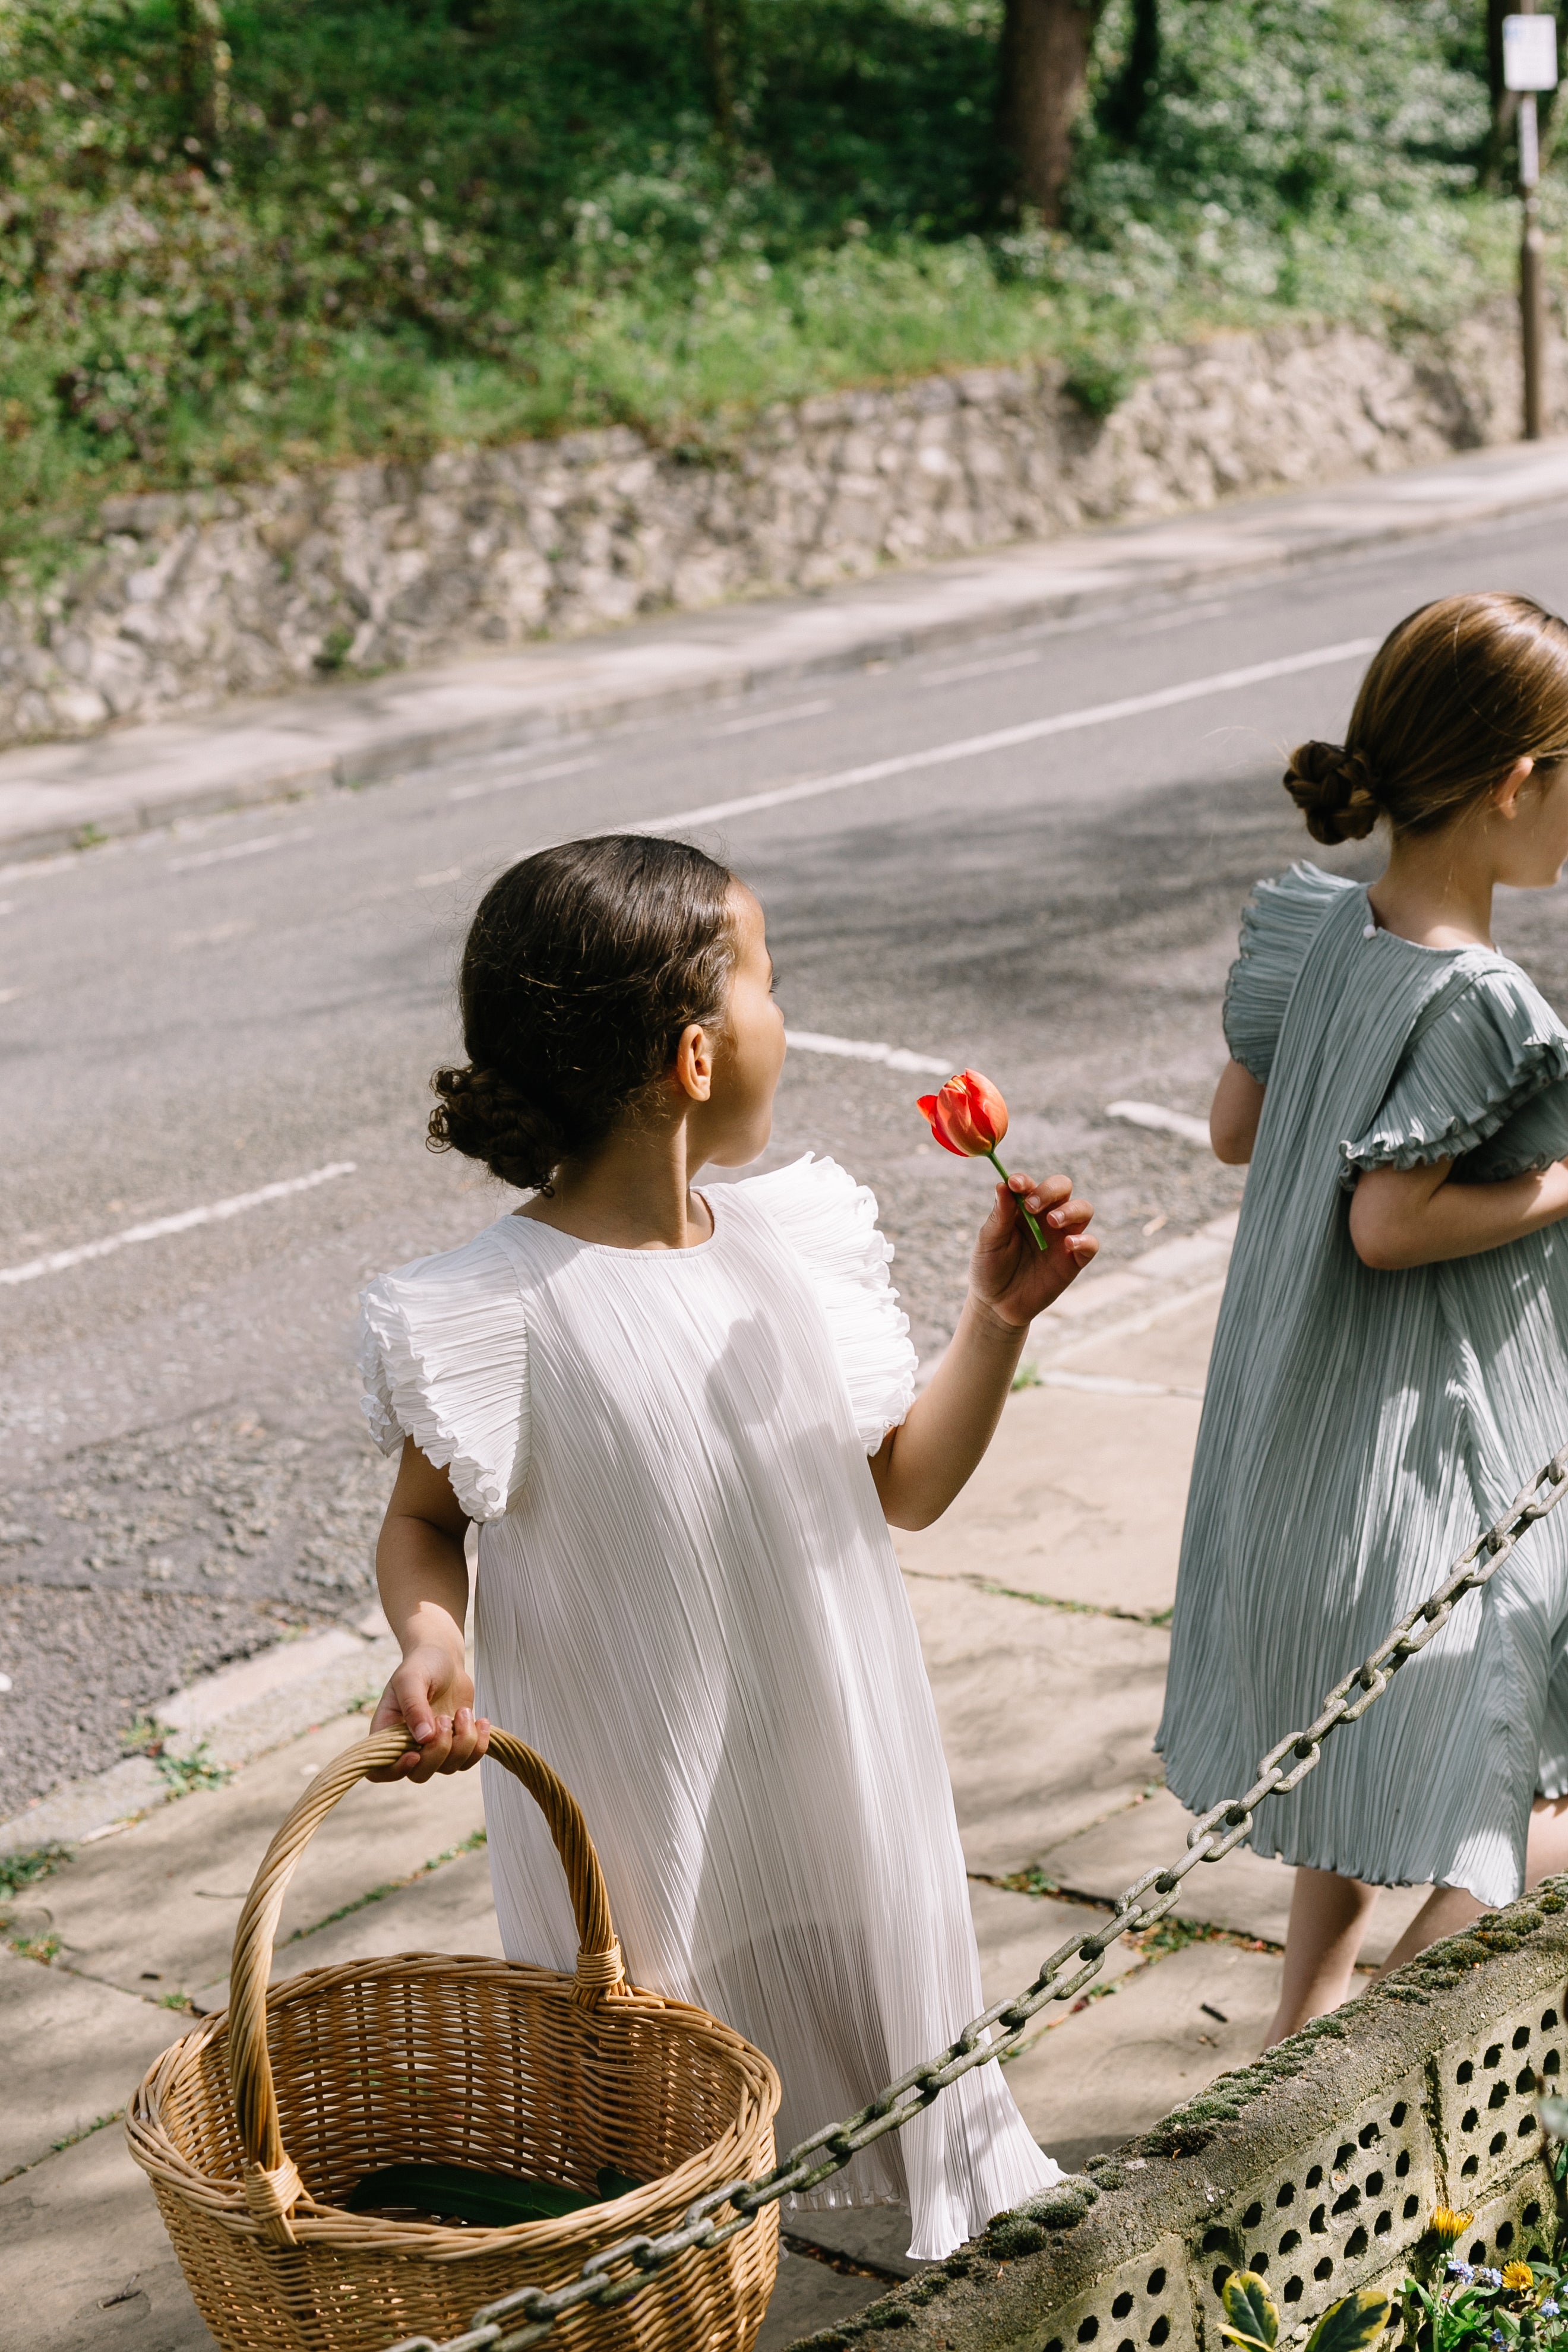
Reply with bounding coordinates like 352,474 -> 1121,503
916,1070 -> 1097,1322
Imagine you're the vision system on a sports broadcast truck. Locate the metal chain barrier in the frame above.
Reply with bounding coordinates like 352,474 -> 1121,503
381,1439 -> 1568,2352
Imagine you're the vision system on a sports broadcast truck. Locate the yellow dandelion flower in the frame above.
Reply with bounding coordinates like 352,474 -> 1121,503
1431,2208 -> 1476,2243
1503,2262 -> 1536,2293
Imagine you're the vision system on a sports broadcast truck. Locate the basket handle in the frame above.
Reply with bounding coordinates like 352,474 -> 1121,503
225,1726 -> 635,2244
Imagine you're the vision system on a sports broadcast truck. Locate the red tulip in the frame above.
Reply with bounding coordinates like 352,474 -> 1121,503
917,1070 -> 1009,1159
915,1069 -> 1044,1250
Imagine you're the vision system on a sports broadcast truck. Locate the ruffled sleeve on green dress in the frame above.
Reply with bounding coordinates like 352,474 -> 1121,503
1159,864 -> 1568,1907
1342,965 -> 1568,1181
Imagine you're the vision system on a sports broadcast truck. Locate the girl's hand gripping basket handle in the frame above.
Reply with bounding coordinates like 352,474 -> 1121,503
225,1726 -> 637,2246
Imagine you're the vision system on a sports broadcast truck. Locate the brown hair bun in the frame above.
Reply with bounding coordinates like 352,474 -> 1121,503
1284,739 -> 1382,844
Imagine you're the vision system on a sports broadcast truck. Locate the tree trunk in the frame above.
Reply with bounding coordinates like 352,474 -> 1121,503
998,0 -> 1107,225
1101,0 -> 1159,147
175,0 -> 229,154
699,0 -> 746,148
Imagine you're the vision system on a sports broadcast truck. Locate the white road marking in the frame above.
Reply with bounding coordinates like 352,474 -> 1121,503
1107,1099 -> 1212,1145
169,828 -> 315,873
0,987 -> 25,1006
170,919 -> 257,951
919,649 -> 1042,688
627,637 -> 1379,836
0,1162 -> 357,1288
786,1029 -> 953,1075
448,755 -> 598,805
707,698 -> 834,737
415,866 -> 463,887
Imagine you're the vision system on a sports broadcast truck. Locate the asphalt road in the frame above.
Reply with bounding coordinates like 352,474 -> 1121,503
7,503 -> 1568,1816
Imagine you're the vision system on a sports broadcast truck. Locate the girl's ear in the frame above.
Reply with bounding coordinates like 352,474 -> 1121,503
673,1020 -> 715,1103
1494,754 -> 1537,820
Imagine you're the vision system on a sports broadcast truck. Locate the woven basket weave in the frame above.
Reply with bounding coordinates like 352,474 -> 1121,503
127,1727 -> 782,2352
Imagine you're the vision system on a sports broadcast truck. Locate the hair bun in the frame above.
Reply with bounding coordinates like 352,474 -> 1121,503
428,1064 -> 565,1196
1284,739 -> 1382,844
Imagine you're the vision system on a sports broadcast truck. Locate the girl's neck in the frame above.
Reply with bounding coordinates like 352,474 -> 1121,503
1365,823 -> 1496,951
516,1117 -> 714,1251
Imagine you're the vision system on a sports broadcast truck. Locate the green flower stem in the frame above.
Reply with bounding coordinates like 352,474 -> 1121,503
986,1149 -> 1047,1251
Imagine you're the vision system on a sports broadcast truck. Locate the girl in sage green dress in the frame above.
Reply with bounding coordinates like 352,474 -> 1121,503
1158,592 -> 1568,2046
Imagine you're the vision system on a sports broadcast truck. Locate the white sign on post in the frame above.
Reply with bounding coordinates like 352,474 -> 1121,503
1503,13 -> 1559,91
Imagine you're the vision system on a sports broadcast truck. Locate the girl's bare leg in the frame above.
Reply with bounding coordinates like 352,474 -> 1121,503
1266,1868 -> 1380,2046
1373,1795 -> 1568,1983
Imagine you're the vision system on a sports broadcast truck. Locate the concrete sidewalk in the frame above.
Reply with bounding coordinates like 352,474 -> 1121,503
4,435 -> 1568,864
0,1250 -> 1426,2351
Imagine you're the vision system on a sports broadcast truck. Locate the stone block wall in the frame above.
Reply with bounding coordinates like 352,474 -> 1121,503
0,295 -> 1562,749
797,1888 -> 1568,2351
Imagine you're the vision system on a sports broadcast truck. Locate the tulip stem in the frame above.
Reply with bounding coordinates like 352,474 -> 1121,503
986,1150 -> 1047,1251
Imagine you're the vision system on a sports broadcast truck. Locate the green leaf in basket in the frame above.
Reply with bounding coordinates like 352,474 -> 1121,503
1301,2288 -> 1393,2352
596,2167 -> 644,2202
346,2164 -> 598,2227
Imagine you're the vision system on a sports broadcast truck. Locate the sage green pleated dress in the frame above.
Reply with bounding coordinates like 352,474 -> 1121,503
1158,862 -> 1568,1904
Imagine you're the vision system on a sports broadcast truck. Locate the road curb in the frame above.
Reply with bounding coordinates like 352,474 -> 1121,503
0,1613 -> 397,1858
4,438 -> 1568,864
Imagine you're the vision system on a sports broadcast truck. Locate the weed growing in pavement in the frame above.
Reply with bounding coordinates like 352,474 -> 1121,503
280,1828 -> 488,1943
157,1990 -> 196,2013
10,1930 -> 61,1962
122,1716 -> 233,1794
0,1842 -> 71,1897
1011,1361 -> 1043,1391
154,1742 -> 232,1795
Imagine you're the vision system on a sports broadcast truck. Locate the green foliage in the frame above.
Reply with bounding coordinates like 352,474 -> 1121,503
0,0 -> 1558,567
1301,2288 -> 1390,2352
0,1842 -> 72,1898
1221,2271 -> 1280,2352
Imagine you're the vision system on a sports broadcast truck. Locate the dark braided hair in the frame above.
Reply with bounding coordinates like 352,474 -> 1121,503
429,835 -> 736,1194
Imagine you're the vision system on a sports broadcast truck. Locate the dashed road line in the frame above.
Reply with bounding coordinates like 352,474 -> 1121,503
786,1028 -> 952,1075
1107,1098 -> 1212,1145
0,1162 -> 357,1287
626,637 -> 1379,837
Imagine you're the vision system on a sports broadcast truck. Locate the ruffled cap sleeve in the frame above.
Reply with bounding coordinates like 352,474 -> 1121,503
1343,962 -> 1568,1183
358,1225 -> 529,1521
739,1155 -> 917,1453
1224,863 -> 1357,1084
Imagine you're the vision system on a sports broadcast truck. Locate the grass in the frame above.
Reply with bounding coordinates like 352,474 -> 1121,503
122,1716 -> 234,1793
0,0 -> 1560,577
0,1842 -> 72,1898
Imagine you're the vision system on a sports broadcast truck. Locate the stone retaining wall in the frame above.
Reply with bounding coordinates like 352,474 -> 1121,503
797,1886 -> 1568,2351
2,294 -> 1563,750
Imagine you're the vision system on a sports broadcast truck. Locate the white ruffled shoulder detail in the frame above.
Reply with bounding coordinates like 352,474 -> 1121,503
738,1154 -> 917,1452
357,1223 -> 529,1522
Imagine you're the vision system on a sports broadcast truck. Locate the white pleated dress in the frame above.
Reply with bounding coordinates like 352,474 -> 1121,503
358,1153 -> 1057,2260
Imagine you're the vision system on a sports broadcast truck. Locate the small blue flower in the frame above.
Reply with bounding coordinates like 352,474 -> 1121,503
1493,2332 -> 1507,2346
1484,2270 -> 1505,2288
1542,2301 -> 1560,2318
1451,2262 -> 1477,2283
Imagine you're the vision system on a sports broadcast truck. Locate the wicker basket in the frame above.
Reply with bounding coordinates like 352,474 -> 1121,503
127,1727 -> 782,2352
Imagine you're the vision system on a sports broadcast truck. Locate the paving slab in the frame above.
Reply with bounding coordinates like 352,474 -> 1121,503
1039,1786 -> 1432,1964
189,1840 -> 502,2014
894,1384 -> 1199,1619
0,1946 -> 186,2177
0,2122 -> 216,2352
909,1578 -> 1168,1874
970,1879 -> 1137,2016
1002,1940 -> 1286,2171
758,2243 -> 894,2349
1048,1289 -> 1222,1396
36,1716 -> 486,2000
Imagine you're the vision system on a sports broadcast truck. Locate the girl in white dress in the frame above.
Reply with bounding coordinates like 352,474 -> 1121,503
358,833 -> 1098,2259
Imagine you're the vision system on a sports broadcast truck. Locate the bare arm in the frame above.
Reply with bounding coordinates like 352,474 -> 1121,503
366,1438 -> 490,1781
1212,1059 -> 1265,1165
868,1172 -> 1097,1531
1349,1158 -> 1568,1270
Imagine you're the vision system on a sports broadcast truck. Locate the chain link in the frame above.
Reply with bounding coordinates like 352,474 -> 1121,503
377,1440 -> 1568,2352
